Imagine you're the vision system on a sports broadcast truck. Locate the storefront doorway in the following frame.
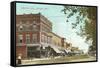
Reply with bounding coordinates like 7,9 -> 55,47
27,46 -> 40,58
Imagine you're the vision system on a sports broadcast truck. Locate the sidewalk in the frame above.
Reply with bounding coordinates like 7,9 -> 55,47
20,56 -> 96,65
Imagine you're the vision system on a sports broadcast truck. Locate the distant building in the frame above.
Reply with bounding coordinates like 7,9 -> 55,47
71,47 -> 83,55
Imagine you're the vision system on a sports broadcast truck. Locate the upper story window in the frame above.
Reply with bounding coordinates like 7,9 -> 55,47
32,24 -> 38,31
41,34 -> 44,42
47,37 -> 51,44
25,21 -> 31,31
32,21 -> 38,31
33,21 -> 36,24
41,24 -> 50,32
32,34 -> 37,43
18,21 -> 24,31
19,25 -> 23,31
33,21 -> 36,26
18,35 -> 23,43
54,41 -> 57,45
33,24 -> 37,28
44,35 -> 47,43
26,34 -> 30,44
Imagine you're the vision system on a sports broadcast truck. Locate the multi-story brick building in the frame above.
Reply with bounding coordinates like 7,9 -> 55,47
16,13 -> 71,59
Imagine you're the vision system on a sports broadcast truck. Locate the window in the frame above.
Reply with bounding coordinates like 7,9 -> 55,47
47,37 -> 49,43
18,35 -> 23,43
33,21 -> 36,28
45,27 -> 50,32
44,35 -> 47,43
26,34 -> 30,44
33,24 -> 37,28
58,42 -> 60,46
33,21 -> 36,23
47,37 -> 51,43
32,34 -> 37,43
41,24 -> 50,32
54,41 -> 57,45
18,21 -> 24,31
25,21 -> 30,31
41,34 -> 44,42
32,22 -> 38,31
19,25 -> 23,31
27,46 -> 38,58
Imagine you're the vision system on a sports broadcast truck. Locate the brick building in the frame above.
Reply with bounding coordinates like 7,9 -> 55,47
16,13 -> 71,59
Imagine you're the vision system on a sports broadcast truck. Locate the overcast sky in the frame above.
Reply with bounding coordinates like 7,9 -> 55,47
16,3 -> 90,53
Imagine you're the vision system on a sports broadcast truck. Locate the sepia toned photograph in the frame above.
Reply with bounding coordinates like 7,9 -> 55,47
15,2 -> 97,66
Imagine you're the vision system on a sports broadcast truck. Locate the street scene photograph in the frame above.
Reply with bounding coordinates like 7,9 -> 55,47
16,2 -> 97,65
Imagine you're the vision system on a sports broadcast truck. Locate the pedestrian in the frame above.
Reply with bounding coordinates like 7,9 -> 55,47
17,54 -> 22,65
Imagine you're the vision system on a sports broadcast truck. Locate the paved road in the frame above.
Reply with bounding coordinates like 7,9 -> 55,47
68,57 -> 96,62
20,56 -> 96,65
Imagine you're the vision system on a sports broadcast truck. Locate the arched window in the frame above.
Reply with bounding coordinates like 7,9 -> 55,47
32,24 -> 38,31
33,24 -> 37,28
18,21 -> 24,31
19,25 -> 23,31
33,21 -> 37,27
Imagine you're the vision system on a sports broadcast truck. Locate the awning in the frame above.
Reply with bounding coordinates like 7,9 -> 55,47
49,45 -> 62,53
64,49 -> 71,53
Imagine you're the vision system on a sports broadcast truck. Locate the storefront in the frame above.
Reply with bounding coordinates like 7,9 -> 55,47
27,46 -> 41,58
16,46 -> 27,59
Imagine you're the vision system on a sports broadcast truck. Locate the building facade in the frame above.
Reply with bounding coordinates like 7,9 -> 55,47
16,13 -> 71,59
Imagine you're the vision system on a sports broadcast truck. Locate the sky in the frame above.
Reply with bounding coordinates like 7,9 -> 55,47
16,3 -> 90,53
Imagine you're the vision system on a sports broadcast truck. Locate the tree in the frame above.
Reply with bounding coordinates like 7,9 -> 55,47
62,6 -> 97,54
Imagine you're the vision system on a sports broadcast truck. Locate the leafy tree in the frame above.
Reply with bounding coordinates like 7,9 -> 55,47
62,6 -> 97,54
